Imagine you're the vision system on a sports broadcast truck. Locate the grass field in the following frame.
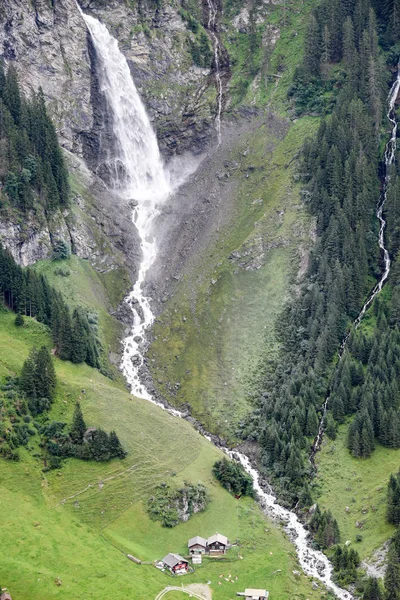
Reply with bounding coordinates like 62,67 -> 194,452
315,425 -> 400,560
150,117 -> 318,439
33,254 -> 129,376
0,310 -> 327,599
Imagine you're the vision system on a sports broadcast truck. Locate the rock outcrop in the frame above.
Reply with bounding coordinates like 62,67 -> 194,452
0,0 -> 217,161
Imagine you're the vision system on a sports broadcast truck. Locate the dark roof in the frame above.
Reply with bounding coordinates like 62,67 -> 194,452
162,553 -> 188,568
188,536 -> 207,548
207,532 -> 228,546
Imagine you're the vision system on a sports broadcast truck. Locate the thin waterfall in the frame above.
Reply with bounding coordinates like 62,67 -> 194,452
206,0 -> 223,145
312,63 -> 400,457
80,8 -> 353,597
80,10 -> 172,400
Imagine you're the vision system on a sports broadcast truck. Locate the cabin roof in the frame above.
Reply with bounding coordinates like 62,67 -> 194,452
207,532 -> 228,546
162,553 -> 188,568
188,536 -> 207,548
245,590 -> 268,598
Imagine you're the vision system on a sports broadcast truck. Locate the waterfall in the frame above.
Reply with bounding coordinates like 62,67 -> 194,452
206,0 -> 223,145
79,8 -> 352,598
80,10 -> 172,400
312,63 -> 400,457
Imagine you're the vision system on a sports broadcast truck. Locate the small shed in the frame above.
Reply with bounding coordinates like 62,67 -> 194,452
207,532 -> 229,554
161,553 -> 189,575
192,554 -> 202,565
188,535 -> 208,555
245,589 -> 269,600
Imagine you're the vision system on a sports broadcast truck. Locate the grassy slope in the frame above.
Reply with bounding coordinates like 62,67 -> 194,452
0,310 -> 325,600
34,255 -> 126,365
148,0 -> 318,440
150,117 -> 318,439
315,426 -> 400,560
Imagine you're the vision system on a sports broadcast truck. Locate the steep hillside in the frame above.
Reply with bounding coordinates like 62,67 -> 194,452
0,309 -> 325,600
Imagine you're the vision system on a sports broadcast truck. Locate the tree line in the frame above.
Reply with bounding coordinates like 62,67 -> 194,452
0,243 -> 101,369
242,0 -> 399,509
0,61 -> 69,213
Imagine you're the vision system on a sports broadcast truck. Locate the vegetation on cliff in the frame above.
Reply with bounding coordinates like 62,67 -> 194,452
0,61 -> 69,213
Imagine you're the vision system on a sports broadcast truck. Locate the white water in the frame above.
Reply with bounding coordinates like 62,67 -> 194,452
313,64 -> 400,455
206,0 -> 223,145
80,10 -> 174,399
80,7 -> 352,597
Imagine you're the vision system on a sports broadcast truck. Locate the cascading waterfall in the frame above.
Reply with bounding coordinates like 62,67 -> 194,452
80,9 -> 172,400
312,63 -> 400,456
80,7 -> 352,598
206,0 -> 223,145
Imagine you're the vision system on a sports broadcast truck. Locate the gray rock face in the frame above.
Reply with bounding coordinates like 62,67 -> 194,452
0,0 -> 93,155
0,0 -> 217,159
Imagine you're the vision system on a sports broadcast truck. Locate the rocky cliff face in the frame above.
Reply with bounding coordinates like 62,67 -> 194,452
0,0 -> 218,160
0,0 -> 220,268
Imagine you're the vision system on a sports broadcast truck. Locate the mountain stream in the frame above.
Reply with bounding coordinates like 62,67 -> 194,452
313,64 -> 400,456
75,8 -> 400,599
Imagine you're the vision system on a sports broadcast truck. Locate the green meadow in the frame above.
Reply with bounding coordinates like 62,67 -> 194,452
0,310 -> 325,599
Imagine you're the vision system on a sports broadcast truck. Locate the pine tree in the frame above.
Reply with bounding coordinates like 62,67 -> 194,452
109,431 -> 126,459
304,14 -> 321,75
70,403 -> 87,444
36,345 -> 56,401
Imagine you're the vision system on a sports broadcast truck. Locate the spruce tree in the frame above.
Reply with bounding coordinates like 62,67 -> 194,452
109,431 -> 126,459
70,402 -> 87,444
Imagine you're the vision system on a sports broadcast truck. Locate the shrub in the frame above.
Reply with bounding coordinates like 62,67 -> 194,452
212,457 -> 254,497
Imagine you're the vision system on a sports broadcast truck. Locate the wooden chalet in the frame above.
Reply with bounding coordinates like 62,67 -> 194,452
245,589 -> 269,600
188,535 -> 207,555
161,553 -> 189,575
207,532 -> 229,554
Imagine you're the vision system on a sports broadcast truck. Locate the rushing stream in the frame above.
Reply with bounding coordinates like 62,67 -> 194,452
313,64 -> 400,456
75,8 -> 387,599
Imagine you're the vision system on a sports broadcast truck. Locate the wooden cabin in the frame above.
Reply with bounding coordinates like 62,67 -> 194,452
161,553 -> 189,575
188,535 -> 208,555
245,589 -> 269,600
207,532 -> 229,554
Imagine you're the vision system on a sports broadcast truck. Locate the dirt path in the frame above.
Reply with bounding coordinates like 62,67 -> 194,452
155,583 -> 212,600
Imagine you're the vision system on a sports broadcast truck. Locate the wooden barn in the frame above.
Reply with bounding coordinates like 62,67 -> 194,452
188,535 -> 207,555
207,532 -> 229,554
161,553 -> 189,575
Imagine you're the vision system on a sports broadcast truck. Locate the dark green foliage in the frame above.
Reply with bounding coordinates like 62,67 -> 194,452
212,457 -> 254,497
331,544 -> 360,585
189,30 -> 213,68
348,411 -> 375,457
20,346 -> 56,415
52,239 -> 70,261
289,0 -> 386,116
108,430 -> 127,459
0,377 -> 32,461
147,481 -> 210,528
69,402 -> 86,444
0,62 -> 69,213
363,576 -> 384,600
42,405 -> 127,465
384,528 -> 400,600
309,505 -> 341,548
248,0 -> 400,505
387,471 -> 400,525
0,243 -> 101,368
14,313 -> 24,327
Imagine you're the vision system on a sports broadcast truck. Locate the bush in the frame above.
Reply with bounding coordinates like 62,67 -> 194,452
14,313 -> 24,327
212,457 -> 254,497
